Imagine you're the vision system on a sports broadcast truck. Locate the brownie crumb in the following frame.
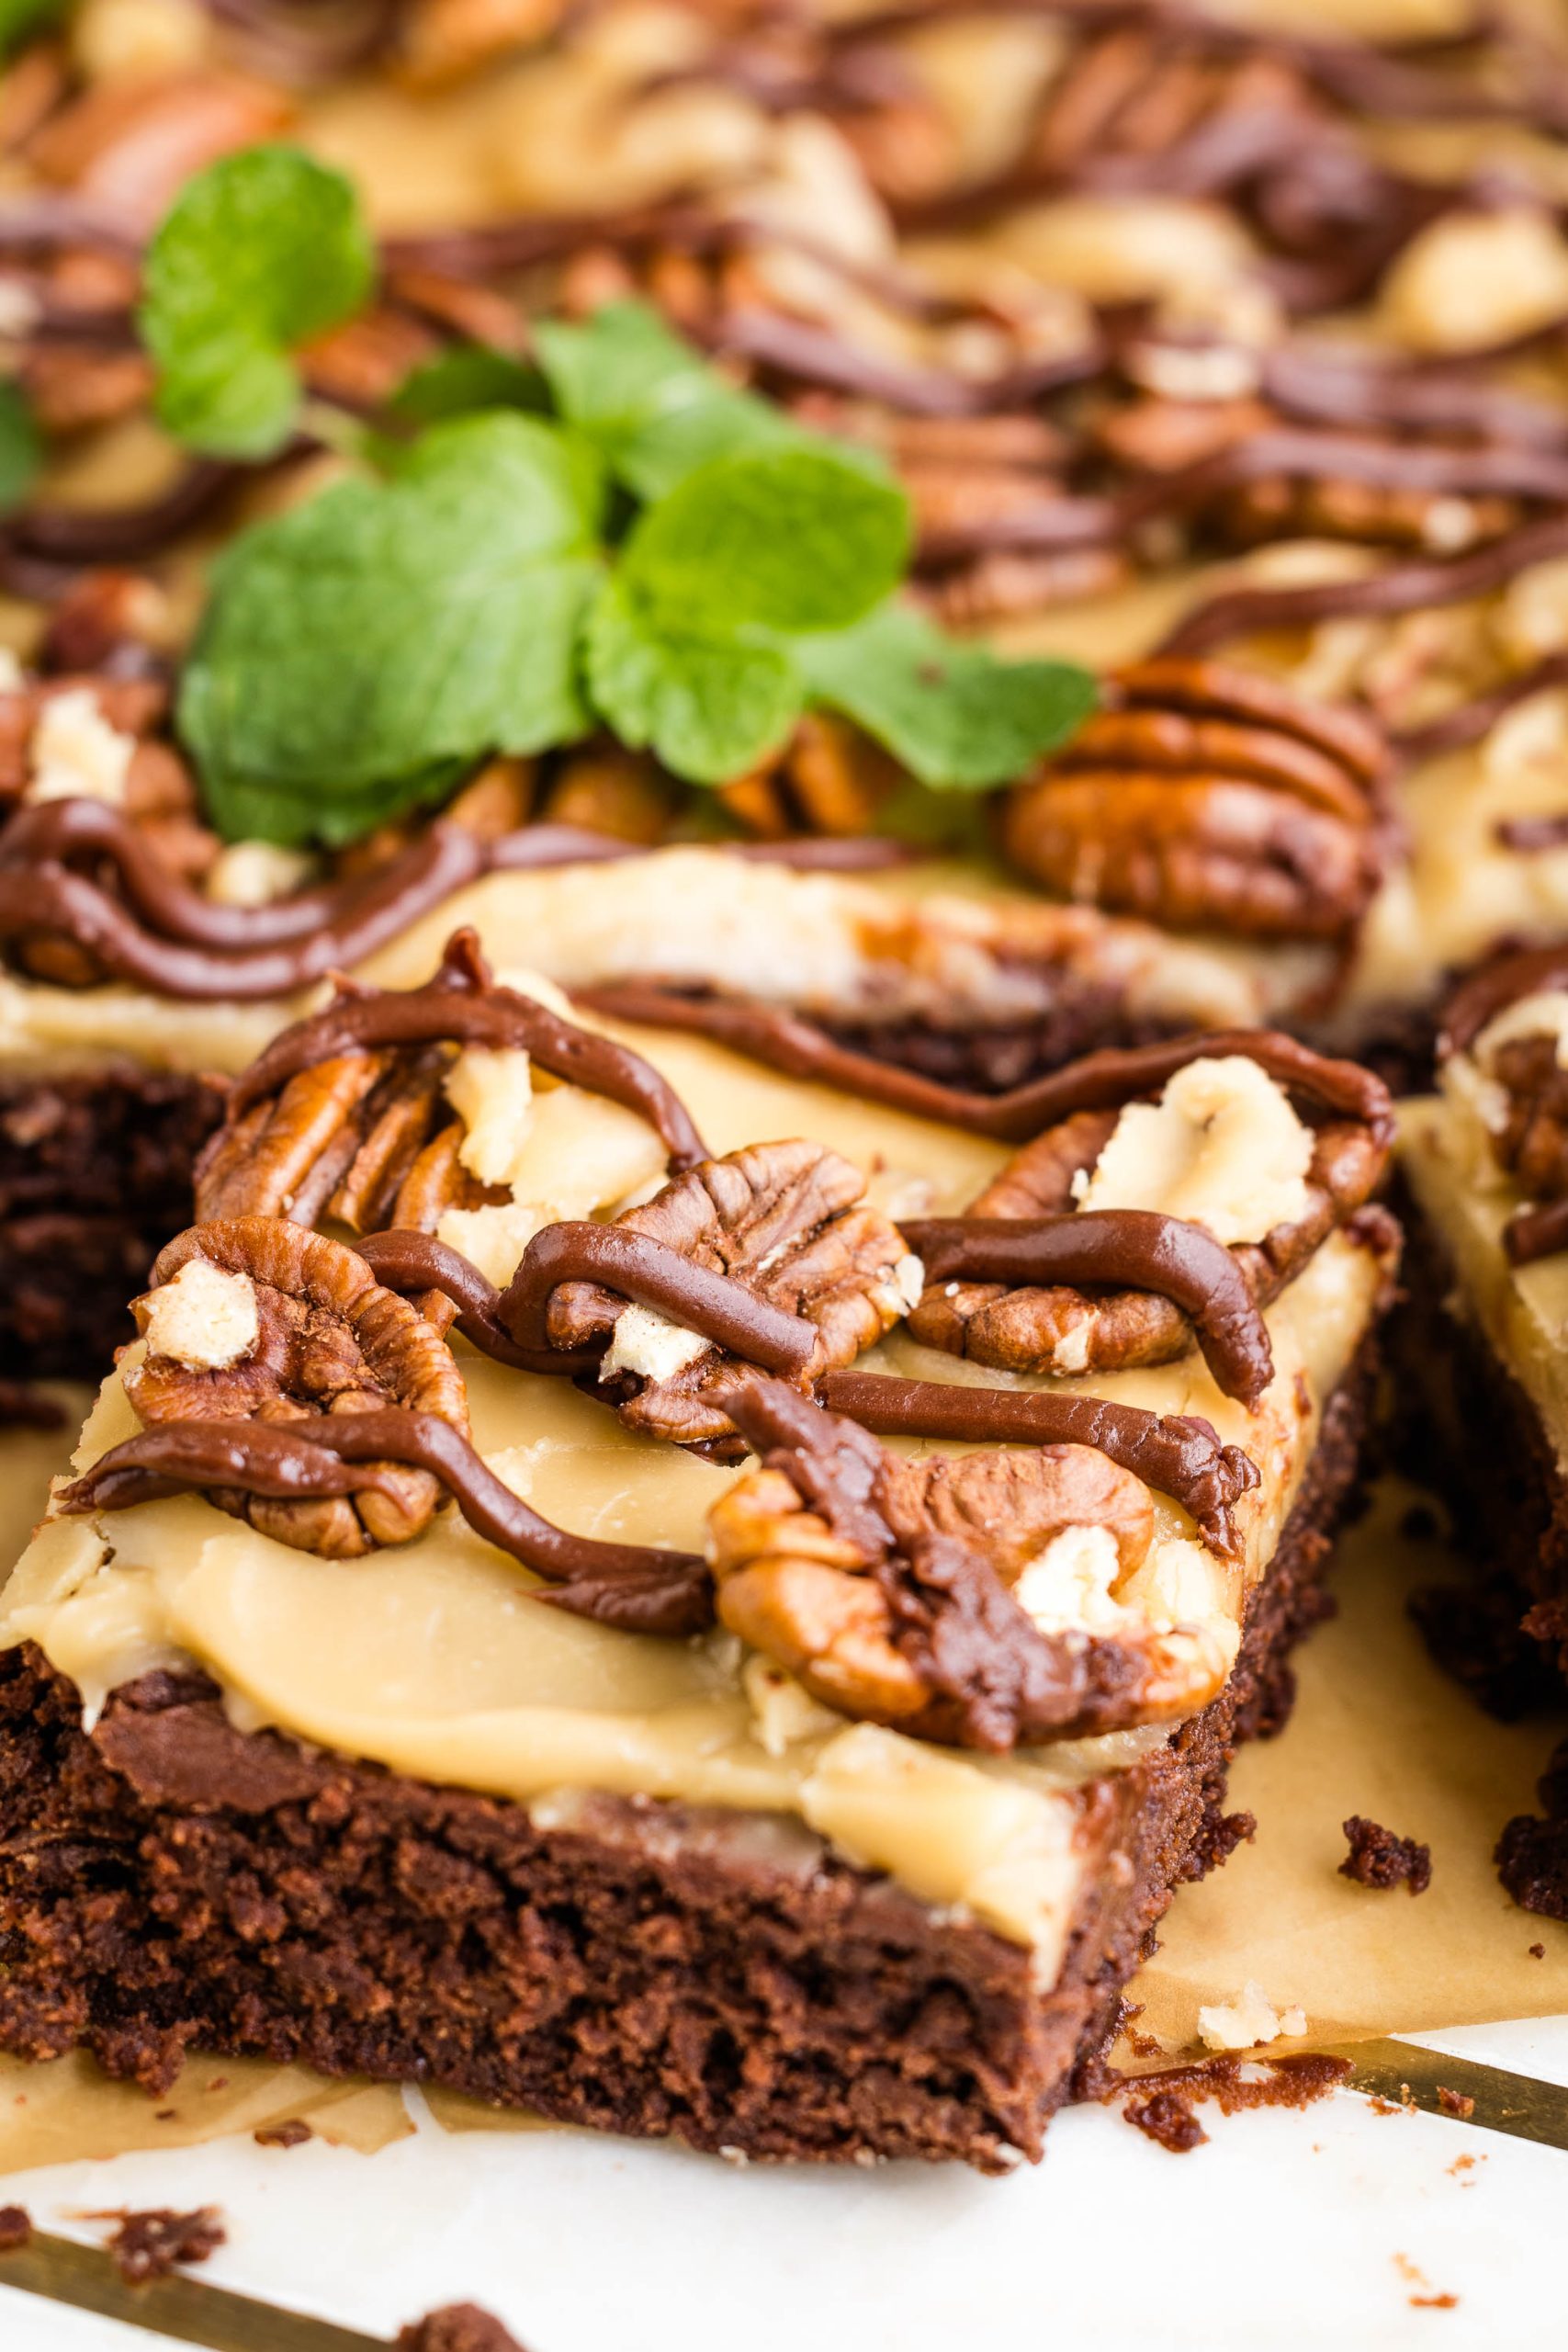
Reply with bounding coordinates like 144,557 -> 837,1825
1122,2089 -> 1208,2154
0,2204 -> 31,2251
254,2119 -> 312,2149
88,2207 -> 225,2285
1339,1815 -> 1432,1894
1436,2086 -> 1475,2120
1530,1942 -> 1547,1958
1495,1812 -> 1568,1919
397,2304 -> 526,2352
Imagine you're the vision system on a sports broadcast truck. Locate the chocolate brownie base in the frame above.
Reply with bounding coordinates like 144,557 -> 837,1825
1392,1205 -> 1568,1917
0,1353 -> 1373,2171
0,1067 -> 223,1379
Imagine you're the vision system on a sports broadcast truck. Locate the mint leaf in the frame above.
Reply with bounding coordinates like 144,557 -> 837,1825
622,446 -> 909,636
180,414 -> 602,842
388,345 -> 546,427
585,574 -> 802,784
0,380 -> 40,514
798,603 -> 1098,789
0,0 -> 59,53
141,145 -> 374,459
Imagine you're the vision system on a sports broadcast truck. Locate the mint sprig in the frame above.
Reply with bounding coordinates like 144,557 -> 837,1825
141,145 -> 374,460
180,414 -> 603,842
0,381 -> 40,515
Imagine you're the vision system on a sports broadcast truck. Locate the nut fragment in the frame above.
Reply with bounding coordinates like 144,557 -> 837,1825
1000,658 -> 1386,939
708,1379 -> 1217,1749
124,1216 -> 469,1557
908,1038 -> 1389,1382
547,1138 -> 918,1453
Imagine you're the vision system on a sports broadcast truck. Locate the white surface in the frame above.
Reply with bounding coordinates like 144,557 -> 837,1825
0,2018 -> 1564,2352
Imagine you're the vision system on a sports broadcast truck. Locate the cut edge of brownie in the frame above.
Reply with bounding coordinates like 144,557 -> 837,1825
0,1065 -> 223,1380
1391,1197 -> 1568,1918
0,1344 -> 1376,2172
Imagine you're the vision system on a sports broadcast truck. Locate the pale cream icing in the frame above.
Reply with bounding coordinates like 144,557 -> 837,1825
1,1024 -> 1386,1969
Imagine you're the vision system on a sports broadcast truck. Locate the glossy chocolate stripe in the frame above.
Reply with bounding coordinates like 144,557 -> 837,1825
1440,944 -> 1568,1055
986,1029 -> 1394,1142
1120,427 -> 1568,532
1159,514 -> 1568,660
1504,1197 -> 1568,1267
498,1221 -> 818,1376
355,1228 -> 599,1375
902,1212 -> 1274,1405
1395,651 -> 1568,763
818,1371 -> 1259,1557
58,1410 -> 714,1636
231,982 -> 708,1171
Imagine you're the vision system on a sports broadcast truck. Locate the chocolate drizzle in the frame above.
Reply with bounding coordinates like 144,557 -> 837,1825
902,1211 -> 1275,1405
357,1221 -> 819,1381
1159,514 -> 1568,662
1400,652 -> 1568,765
817,1372 -> 1258,1558
57,1410 -> 714,1636
230,945 -> 708,1173
1503,1197 -> 1568,1269
1440,944 -> 1568,1057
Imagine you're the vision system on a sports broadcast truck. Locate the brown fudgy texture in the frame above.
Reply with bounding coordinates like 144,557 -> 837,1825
1338,1815 -> 1431,1894
1393,1205 -> 1568,1918
0,1351 -> 1373,2170
398,2306 -> 526,2352
0,1067 -> 222,1379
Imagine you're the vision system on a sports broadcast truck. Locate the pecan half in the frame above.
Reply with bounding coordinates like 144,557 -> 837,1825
1000,657 -> 1387,939
718,712 -> 904,841
547,1139 -> 919,1454
908,1035 -> 1389,1384
124,1217 -> 470,1557
707,1380 -> 1222,1749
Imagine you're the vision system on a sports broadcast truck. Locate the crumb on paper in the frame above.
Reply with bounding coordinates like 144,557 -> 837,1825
254,2119 -> 313,2149
1122,2088 -> 1208,2154
1530,1942 -> 1546,1958
1196,1980 -> 1309,2052
396,2303 -> 528,2352
0,2203 -> 31,2252
85,2206 -> 226,2285
1436,2086 -> 1475,2120
1339,1815 -> 1432,1894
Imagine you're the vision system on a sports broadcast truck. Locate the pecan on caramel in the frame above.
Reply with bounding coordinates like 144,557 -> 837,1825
907,1031 -> 1393,1387
707,1380 -> 1224,1748
123,1216 -> 470,1556
545,1139 -> 920,1455
999,658 -> 1388,940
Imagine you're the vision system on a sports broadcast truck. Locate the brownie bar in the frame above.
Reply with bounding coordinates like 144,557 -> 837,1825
1393,1206 -> 1568,1918
0,1068 -> 222,1379
0,1345 -> 1371,2171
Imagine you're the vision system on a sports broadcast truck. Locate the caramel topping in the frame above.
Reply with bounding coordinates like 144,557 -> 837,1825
57,1408 -> 712,1637
818,1371 -> 1259,1560
902,1211 -> 1274,1406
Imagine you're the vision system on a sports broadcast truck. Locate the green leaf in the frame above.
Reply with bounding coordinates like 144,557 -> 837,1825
387,345 -> 547,427
0,380 -> 41,515
797,602 -> 1098,790
585,573 -> 802,785
622,446 -> 909,637
0,0 -> 60,57
536,300 -> 817,500
180,413 -> 603,842
141,145 -> 374,459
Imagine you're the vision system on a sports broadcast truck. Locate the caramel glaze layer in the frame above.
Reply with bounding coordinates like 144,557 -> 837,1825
902,1212 -> 1274,1406
0,804 -> 908,1001
575,993 -> 1394,1153
231,970 -> 709,1173
357,1223 -> 819,1381
57,1410 -> 713,1637
818,1372 -> 1258,1561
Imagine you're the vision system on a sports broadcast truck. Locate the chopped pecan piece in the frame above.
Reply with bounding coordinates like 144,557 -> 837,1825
124,1216 -> 469,1557
1000,658 -> 1387,939
1486,1032 -> 1568,1202
717,712 -> 904,842
908,1033 -> 1391,1385
547,1139 -> 919,1454
708,1380 -> 1223,1748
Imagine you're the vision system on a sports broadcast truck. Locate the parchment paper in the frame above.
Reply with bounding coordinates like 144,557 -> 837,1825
0,1419 -> 1560,2166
